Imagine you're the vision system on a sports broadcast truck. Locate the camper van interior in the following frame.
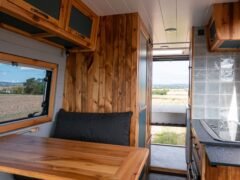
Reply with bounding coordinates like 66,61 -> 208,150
0,0 -> 240,179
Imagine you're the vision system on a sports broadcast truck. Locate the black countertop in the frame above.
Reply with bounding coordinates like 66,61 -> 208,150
192,119 -> 240,167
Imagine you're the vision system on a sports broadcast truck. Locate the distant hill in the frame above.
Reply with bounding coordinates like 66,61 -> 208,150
0,82 -> 23,87
153,84 -> 188,89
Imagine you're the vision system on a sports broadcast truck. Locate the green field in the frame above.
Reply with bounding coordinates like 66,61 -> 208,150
151,126 -> 186,146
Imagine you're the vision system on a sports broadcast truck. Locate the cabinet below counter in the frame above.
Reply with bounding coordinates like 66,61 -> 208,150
191,119 -> 240,180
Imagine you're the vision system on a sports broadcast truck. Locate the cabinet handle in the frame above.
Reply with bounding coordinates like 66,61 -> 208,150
31,8 -> 49,19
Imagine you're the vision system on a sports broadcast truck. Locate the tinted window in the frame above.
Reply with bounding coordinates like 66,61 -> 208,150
69,6 -> 92,38
25,0 -> 61,19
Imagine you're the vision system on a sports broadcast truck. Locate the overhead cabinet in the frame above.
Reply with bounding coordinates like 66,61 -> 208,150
206,2 -> 240,51
66,0 -> 98,43
0,0 -> 99,50
7,0 -> 65,27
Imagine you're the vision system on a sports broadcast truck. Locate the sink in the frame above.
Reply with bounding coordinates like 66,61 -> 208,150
200,119 -> 240,143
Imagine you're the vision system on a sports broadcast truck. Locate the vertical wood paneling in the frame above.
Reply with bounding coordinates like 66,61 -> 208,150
63,13 -> 152,147
112,15 -> 120,112
125,15 -> 133,112
88,52 -> 99,112
98,16 -> 106,113
75,53 -> 83,112
104,16 -> 114,112
63,53 -> 76,112
130,13 -> 140,146
118,15 -> 127,112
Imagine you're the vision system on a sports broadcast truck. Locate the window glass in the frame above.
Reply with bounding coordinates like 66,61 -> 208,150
0,61 -> 52,124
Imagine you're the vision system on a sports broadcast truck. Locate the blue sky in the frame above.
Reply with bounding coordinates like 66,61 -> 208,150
0,63 -> 46,83
153,61 -> 189,85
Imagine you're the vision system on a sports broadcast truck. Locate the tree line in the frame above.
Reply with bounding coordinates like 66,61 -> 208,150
0,78 -> 45,95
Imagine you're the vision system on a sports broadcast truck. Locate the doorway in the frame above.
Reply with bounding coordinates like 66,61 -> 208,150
150,60 -> 189,174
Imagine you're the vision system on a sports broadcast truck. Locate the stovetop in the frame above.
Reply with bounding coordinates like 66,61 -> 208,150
200,119 -> 240,143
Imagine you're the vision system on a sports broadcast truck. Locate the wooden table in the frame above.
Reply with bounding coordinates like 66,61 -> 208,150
0,135 -> 149,180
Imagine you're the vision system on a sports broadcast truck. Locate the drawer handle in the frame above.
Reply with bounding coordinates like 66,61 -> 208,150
31,8 -> 49,19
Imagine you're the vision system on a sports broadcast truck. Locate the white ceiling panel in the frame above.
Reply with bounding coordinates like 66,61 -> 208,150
82,0 -> 238,49
177,0 -> 191,42
140,0 -> 166,43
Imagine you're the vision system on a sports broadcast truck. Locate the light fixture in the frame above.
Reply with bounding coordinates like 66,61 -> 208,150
165,28 -> 177,32
152,49 -> 184,56
160,45 -> 169,48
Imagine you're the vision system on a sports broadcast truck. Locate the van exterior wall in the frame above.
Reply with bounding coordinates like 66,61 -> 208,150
0,28 -> 66,179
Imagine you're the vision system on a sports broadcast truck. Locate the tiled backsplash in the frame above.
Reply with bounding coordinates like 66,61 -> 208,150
192,27 -> 240,120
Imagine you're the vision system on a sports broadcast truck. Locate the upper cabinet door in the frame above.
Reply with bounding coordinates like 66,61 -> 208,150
66,0 -> 99,46
7,0 -> 67,27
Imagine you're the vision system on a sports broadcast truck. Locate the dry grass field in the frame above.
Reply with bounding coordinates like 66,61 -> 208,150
152,89 -> 188,106
0,94 -> 43,122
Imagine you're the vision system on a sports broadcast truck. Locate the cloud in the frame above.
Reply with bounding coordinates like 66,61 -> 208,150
20,67 -> 35,70
0,72 -> 7,76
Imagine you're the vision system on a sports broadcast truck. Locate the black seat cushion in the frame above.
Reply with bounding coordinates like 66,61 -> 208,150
51,109 -> 132,146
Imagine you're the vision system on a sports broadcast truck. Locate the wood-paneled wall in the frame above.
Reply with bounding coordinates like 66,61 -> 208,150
63,13 -> 152,147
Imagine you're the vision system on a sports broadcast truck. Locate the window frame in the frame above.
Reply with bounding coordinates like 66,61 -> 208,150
0,53 -> 58,133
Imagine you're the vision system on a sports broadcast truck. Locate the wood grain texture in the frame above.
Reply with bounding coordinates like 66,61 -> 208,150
0,0 -> 99,50
206,2 -> 240,52
204,158 -> 240,180
213,2 -> 240,40
0,135 -> 149,180
63,13 -> 152,147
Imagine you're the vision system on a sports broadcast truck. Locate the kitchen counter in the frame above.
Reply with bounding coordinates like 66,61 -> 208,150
192,119 -> 240,167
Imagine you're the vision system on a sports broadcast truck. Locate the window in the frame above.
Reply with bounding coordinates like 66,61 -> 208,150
0,53 -> 57,133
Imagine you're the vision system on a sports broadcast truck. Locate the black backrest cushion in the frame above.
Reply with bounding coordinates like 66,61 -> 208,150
51,110 -> 132,146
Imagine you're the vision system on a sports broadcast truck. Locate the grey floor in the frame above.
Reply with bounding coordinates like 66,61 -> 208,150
150,145 -> 187,171
148,173 -> 187,180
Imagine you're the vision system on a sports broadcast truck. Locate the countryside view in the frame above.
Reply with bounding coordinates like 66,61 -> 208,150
0,62 -> 46,122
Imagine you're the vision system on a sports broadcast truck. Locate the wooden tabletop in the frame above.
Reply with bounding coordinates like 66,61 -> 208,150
0,135 -> 149,180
